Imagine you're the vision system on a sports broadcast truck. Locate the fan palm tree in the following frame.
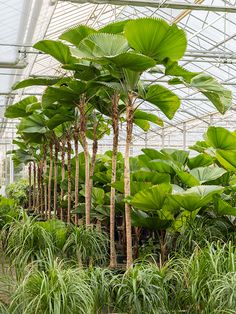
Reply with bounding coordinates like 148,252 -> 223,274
10,18 -> 232,269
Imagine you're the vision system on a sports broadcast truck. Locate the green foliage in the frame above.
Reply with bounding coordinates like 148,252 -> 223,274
63,225 -> 109,267
168,242 -> 236,312
2,213 -> 54,272
112,263 -> 168,314
5,179 -> 28,206
10,256 -> 94,314
0,196 -> 19,229
124,18 -> 187,62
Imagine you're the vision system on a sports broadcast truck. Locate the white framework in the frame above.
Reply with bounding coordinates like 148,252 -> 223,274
0,0 -> 236,163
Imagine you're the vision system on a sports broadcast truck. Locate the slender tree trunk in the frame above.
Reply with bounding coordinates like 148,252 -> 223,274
40,162 -> 44,217
110,92 -> 120,269
79,95 -> 90,226
33,161 -> 36,212
48,143 -> 53,220
28,162 -> 32,210
53,141 -> 59,218
43,147 -> 47,219
37,163 -> 41,214
60,139 -> 66,221
67,135 -> 72,224
74,131 -> 79,225
124,93 -> 134,269
88,122 -> 98,215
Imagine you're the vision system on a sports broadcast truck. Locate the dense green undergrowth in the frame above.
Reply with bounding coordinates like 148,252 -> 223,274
0,213 -> 236,313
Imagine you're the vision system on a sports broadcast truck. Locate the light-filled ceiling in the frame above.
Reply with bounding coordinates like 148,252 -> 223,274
0,0 -> 236,154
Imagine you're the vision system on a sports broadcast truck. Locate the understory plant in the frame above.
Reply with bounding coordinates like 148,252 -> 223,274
0,197 -> 19,230
5,179 -> 28,208
112,262 -> 169,314
9,256 -> 94,314
63,225 -> 109,267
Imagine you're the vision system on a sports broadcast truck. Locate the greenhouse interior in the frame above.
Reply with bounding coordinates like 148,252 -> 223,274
0,0 -> 236,312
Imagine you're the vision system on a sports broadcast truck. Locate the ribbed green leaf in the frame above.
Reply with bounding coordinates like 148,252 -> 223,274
131,171 -> 170,184
73,33 -> 129,59
133,119 -> 150,131
5,96 -> 38,118
164,60 -> 198,83
125,18 -> 187,62
60,25 -> 96,46
142,148 -> 166,160
107,52 -> 156,71
216,150 -> 236,172
99,20 -> 130,34
190,166 -> 227,183
214,198 -> 236,216
42,86 -> 81,108
46,114 -> 74,130
12,77 -> 60,90
176,170 -> 200,187
188,153 -> 213,169
144,84 -> 181,119
205,126 -> 236,150
130,183 -> 172,211
26,102 -> 41,113
34,40 -> 77,64
170,185 -> 224,211
18,114 -> 47,134
162,149 -> 189,165
134,110 -> 163,127
190,74 -> 232,114
147,160 -> 174,174
113,180 -> 152,195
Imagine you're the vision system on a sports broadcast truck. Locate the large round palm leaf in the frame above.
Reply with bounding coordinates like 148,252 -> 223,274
124,18 -> 187,62
76,33 -> 129,59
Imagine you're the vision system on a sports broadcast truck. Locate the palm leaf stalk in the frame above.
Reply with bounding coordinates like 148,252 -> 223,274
79,95 -> 91,226
60,138 -> 66,221
48,141 -> 53,219
53,139 -> 59,218
74,120 -> 79,225
67,132 -> 72,223
28,162 -> 32,210
110,91 -> 120,269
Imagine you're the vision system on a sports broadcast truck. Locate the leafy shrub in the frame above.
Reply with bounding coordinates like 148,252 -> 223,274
112,263 -> 168,314
172,213 -> 235,256
0,196 -> 19,229
1,213 -> 54,274
85,267 -> 113,313
38,219 -> 68,251
167,242 -> 236,313
5,179 -> 28,207
10,256 -> 93,314
63,225 -> 109,267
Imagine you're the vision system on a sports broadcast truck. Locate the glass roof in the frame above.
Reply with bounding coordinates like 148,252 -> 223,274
0,0 -> 236,156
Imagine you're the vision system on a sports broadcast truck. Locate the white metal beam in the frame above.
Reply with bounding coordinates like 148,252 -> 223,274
56,0 -> 236,13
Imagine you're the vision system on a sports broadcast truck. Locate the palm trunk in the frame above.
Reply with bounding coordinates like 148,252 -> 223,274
48,142 -> 53,220
53,141 -> 59,218
88,122 -> 98,216
124,93 -> 134,269
40,162 -> 44,217
74,131 -> 79,225
37,163 -> 41,214
43,147 -> 47,219
67,135 -> 72,224
79,95 -> 90,226
33,161 -> 36,212
60,139 -> 66,221
28,162 -> 32,210
110,92 -> 120,269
